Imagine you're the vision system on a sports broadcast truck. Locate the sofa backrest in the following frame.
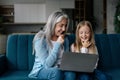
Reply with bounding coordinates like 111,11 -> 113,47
6,34 -> 120,71
6,34 -> 35,70
95,34 -> 120,71
6,34 -> 75,70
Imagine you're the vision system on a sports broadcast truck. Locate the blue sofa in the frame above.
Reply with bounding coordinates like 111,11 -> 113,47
0,33 -> 120,80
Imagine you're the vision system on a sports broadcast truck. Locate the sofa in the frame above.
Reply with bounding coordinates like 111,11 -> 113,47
0,33 -> 120,80
95,34 -> 120,80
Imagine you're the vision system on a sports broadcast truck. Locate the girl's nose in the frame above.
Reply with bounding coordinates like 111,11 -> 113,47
83,32 -> 86,36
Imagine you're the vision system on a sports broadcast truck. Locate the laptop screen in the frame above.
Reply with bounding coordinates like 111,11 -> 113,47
59,52 -> 98,72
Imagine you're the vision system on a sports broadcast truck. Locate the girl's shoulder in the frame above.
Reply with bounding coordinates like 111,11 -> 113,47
71,43 -> 76,52
71,43 -> 76,48
71,43 -> 75,46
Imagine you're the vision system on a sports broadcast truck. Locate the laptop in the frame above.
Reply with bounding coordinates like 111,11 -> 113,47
59,52 -> 98,72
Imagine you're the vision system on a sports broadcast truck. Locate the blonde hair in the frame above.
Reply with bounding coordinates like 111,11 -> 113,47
74,21 -> 96,54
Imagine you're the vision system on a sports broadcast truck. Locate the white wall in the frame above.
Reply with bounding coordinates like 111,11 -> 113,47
46,0 -> 74,20
0,0 -> 45,5
0,34 -> 7,54
14,4 -> 46,23
46,0 -> 60,20
60,0 -> 74,8
94,0 -> 103,34
1,0 -> 74,23
107,0 -> 119,34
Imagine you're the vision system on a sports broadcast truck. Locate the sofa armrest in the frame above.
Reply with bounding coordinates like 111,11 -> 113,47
0,54 -> 6,75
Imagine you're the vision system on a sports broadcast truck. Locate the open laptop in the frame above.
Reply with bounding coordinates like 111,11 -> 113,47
59,52 -> 98,72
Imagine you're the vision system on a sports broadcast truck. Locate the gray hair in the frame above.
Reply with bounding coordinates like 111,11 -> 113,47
33,11 -> 69,54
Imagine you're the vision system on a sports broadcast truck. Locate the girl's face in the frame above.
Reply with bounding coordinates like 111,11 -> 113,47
79,25 -> 91,42
54,18 -> 68,37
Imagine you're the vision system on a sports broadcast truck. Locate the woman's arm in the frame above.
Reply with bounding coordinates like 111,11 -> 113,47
34,39 -> 61,68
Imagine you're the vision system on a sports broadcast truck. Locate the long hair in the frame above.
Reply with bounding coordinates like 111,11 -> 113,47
33,11 -> 69,54
74,21 -> 96,53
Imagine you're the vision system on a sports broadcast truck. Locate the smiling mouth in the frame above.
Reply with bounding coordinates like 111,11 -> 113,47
81,37 -> 88,40
61,31 -> 65,34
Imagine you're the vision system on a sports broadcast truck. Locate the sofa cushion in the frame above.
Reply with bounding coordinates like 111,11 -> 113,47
0,70 -> 41,80
108,34 -> 120,69
95,34 -> 112,71
105,69 -> 120,80
95,34 -> 120,71
0,54 -> 6,75
6,34 -> 35,70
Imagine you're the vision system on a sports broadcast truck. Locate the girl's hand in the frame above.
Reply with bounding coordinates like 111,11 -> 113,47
82,41 -> 91,48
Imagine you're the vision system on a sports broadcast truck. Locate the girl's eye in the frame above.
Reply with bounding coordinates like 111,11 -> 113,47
85,32 -> 90,34
79,31 -> 90,34
80,32 -> 83,34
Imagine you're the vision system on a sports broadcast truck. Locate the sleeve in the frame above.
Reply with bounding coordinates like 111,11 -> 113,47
70,44 -> 75,52
95,46 -> 98,55
94,46 -> 99,69
34,39 -> 61,68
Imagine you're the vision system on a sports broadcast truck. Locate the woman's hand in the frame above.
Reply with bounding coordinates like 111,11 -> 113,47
56,35 -> 65,44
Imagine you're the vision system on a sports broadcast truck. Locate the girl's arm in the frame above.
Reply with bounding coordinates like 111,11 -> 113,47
71,44 -> 75,52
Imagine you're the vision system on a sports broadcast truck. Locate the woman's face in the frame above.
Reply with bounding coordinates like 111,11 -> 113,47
79,25 -> 91,42
54,18 -> 68,37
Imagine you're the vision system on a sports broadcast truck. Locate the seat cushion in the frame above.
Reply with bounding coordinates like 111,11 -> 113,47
95,34 -> 120,71
0,54 -> 6,75
105,69 -> 120,80
6,34 -> 35,70
0,70 -> 41,80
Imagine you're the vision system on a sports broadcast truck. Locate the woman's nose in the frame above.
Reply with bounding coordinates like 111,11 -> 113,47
62,26 -> 66,31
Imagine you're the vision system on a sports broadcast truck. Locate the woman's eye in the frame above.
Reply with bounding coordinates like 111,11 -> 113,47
59,24 -> 62,27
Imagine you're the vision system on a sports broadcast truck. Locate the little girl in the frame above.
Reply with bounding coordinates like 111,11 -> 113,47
71,21 -> 107,80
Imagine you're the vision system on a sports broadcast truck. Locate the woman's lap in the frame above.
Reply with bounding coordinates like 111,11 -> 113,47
38,67 -> 62,80
37,68 -> 76,80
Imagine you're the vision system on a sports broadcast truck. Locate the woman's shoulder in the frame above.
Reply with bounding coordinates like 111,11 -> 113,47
34,36 -> 46,45
33,31 -> 45,40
